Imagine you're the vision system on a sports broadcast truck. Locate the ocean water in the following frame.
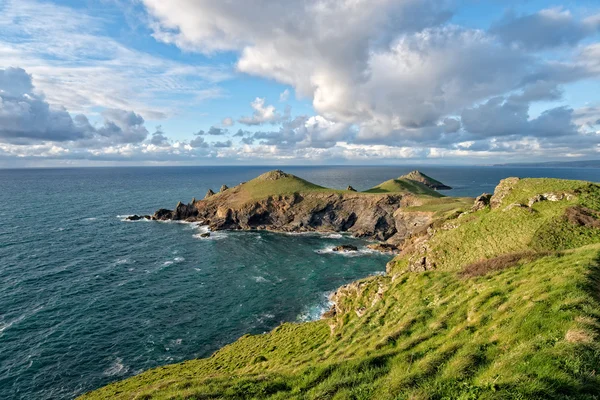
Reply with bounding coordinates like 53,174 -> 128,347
1,165 -> 600,399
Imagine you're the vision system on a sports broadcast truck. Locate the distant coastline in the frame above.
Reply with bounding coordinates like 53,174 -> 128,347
493,160 -> 600,168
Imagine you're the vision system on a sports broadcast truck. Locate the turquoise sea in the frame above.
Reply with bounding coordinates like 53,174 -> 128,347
2,166 -> 600,399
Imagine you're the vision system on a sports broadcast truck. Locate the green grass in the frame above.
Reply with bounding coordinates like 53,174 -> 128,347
364,178 -> 444,197
81,246 -> 600,400
81,177 -> 600,399
388,178 -> 600,274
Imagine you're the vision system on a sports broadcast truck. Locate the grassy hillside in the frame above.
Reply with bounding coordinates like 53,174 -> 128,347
364,178 -> 444,197
82,177 -> 600,400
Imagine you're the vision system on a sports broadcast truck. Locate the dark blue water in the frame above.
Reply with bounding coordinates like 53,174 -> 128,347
1,166 -> 600,399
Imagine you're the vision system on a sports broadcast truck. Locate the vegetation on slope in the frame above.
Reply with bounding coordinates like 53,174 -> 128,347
363,178 -> 444,197
82,177 -> 600,399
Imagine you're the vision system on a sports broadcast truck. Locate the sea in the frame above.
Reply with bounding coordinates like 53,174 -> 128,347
1,165 -> 600,399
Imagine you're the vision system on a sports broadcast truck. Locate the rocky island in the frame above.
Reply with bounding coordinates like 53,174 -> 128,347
146,169 -> 466,245
83,173 -> 600,400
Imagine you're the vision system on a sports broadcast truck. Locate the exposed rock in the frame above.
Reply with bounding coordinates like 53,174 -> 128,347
257,170 -> 290,181
399,170 -> 452,190
191,197 -> 197,204
332,244 -> 358,252
472,193 -> 492,211
220,185 -> 229,193
205,189 -> 215,199
199,232 -> 211,238
490,177 -> 520,209
367,243 -> 399,254
126,215 -> 150,221
153,208 -> 173,221
528,192 -> 574,207
347,186 -> 357,192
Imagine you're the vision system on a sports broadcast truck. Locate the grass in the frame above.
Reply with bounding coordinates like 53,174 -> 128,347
364,178 -> 444,197
81,176 -> 600,399
208,170 -> 445,207
81,246 -> 600,400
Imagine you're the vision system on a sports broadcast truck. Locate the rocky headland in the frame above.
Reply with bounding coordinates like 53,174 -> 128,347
145,169 -> 459,244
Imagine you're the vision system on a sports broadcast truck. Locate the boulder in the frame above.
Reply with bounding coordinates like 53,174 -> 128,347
332,244 -> 358,252
153,209 -> 173,220
472,193 -> 492,211
199,232 -> 211,238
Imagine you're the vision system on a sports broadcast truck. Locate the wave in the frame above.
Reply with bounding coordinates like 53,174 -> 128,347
297,292 -> 334,322
193,225 -> 229,241
103,358 -> 128,377
314,246 -> 377,257
252,276 -> 269,283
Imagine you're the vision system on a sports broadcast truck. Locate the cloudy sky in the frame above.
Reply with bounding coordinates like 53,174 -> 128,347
1,0 -> 600,167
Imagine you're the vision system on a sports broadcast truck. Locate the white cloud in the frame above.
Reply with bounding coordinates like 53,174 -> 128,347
238,97 -> 284,126
0,0 -> 232,119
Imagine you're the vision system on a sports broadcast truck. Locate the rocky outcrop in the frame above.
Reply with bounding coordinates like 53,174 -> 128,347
347,186 -> 357,192
220,185 -> 229,193
472,193 -> 492,211
126,215 -> 151,221
205,189 -> 215,199
490,177 -> 520,209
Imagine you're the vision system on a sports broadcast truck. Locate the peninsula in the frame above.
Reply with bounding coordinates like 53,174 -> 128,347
83,171 -> 600,399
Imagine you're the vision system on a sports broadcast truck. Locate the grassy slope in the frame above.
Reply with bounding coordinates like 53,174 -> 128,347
388,178 -> 600,274
363,178 -> 444,197
209,170 -> 446,207
82,178 -> 600,399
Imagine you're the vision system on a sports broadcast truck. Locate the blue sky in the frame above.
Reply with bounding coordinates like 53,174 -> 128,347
0,0 -> 599,167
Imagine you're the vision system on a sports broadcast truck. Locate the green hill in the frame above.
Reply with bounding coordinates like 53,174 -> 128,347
81,177 -> 600,400
364,177 -> 444,197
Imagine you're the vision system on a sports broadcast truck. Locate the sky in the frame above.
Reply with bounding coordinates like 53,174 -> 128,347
0,0 -> 600,167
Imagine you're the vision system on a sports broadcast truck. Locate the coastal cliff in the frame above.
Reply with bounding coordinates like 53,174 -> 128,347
85,175 -> 600,400
148,170 -> 463,243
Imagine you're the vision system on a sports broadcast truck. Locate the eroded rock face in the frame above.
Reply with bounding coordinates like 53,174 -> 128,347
472,193 -> 492,211
151,191 -> 425,241
367,243 -> 399,254
490,177 -> 520,209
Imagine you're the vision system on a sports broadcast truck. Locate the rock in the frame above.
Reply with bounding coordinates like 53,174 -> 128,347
205,189 -> 215,199
367,243 -> 399,253
332,244 -> 358,252
191,197 -> 197,204
220,185 -> 229,193
472,193 -> 492,211
153,209 -> 173,220
126,215 -> 142,221
199,232 -> 211,238
347,186 -> 357,192
173,202 -> 199,220
528,192 -> 573,207
490,177 -> 520,209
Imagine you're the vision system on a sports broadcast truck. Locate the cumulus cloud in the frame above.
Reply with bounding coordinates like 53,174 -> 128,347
221,117 -> 234,127
150,126 -> 170,147
238,97 -> 285,126
0,67 -> 154,147
491,8 -> 600,50
196,126 -> 228,135
213,140 -> 232,148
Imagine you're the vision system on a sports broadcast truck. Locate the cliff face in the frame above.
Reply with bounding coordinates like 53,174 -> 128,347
155,191 -> 429,242
149,170 -> 457,242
